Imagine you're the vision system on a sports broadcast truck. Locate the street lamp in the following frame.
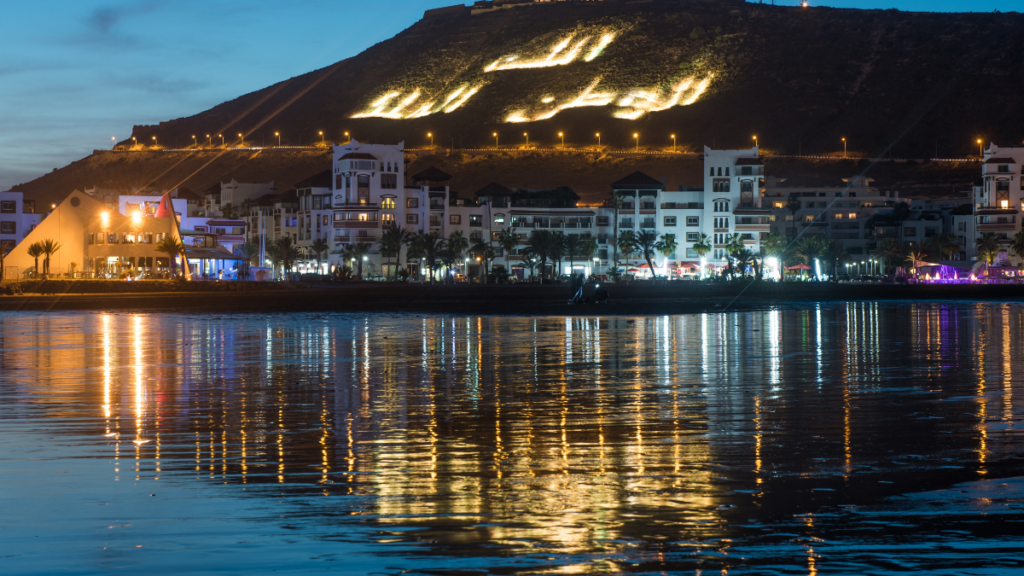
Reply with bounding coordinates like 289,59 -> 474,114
977,139 -> 984,158
192,135 -> 197,147
523,132 -> 529,147
238,133 -> 243,146
559,132 -> 564,149
595,132 -> 601,146
753,135 -> 758,148
345,131 -> 350,143
132,136 -> 136,147
671,134 -> 676,152
633,133 -> 639,151
319,130 -> 324,144
275,132 -> 281,146
111,136 -> 116,147
152,135 -> 157,146
428,132 -> 433,147
218,134 -> 224,146
493,132 -> 499,147
206,134 -> 211,146
842,137 -> 847,158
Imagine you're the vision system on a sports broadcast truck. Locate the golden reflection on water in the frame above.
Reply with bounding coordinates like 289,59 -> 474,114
2,303 -> 1024,558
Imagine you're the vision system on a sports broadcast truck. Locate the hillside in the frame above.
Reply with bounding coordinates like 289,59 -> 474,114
12,0 -> 1012,204
115,1 -> 1024,156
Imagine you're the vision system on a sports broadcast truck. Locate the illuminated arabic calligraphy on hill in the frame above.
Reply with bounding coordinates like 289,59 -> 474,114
350,26 -> 713,123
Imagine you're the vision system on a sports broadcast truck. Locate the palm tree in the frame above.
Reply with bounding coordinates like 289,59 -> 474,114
873,237 -> 904,277
563,233 -> 585,277
527,229 -> 555,283
786,193 -> 801,222
925,233 -> 958,262
655,233 -> 678,278
349,242 -> 372,279
692,233 -> 712,260
635,229 -> 660,278
823,239 -> 848,281
26,242 -> 43,279
234,241 -> 259,280
550,232 -> 567,277
1009,231 -> 1024,266
445,231 -> 470,280
380,225 -> 411,280
470,239 -> 495,283
265,242 -> 283,279
795,236 -> 826,280
976,232 -> 1001,273
733,248 -> 755,278
311,237 -> 330,276
762,231 -> 786,258
496,228 -> 520,270
616,230 -> 637,270
156,237 -> 186,277
39,239 -> 62,278
904,242 -> 924,279
275,236 -> 300,280
410,231 -> 443,283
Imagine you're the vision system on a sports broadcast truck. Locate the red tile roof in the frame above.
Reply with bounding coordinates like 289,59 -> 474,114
984,157 -> 1016,164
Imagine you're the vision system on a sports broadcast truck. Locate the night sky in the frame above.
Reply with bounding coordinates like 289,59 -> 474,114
0,0 -> 1015,191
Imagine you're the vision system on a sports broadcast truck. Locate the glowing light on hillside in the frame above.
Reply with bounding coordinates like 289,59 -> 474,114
584,34 -> 616,62
613,75 -> 713,120
484,31 -> 617,72
353,83 -> 487,119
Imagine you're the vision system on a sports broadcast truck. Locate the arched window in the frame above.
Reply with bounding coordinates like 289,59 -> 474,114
725,167 -> 730,176
709,167 -> 715,176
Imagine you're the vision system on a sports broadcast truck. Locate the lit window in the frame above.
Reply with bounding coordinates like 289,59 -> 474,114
358,213 -> 368,221
834,213 -> 843,219
848,213 -> 857,219
381,198 -> 396,210
1001,200 -> 1009,209
494,213 -> 505,224
773,202 -> 784,208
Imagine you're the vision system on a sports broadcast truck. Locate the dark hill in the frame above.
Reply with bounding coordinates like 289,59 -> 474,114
10,0 -> 1012,205
120,1 -> 1024,156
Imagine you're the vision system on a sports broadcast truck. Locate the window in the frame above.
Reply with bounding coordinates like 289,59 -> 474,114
664,216 -> 677,226
381,198 -> 396,210
107,233 -> 119,244
88,233 -> 95,245
382,213 -> 395,224
905,228 -> 917,237
641,218 -> 655,229
713,201 -> 729,212
848,213 -> 857,220
709,167 -> 715,176
804,215 -> 815,223
641,201 -> 655,210
686,216 -> 699,226
998,165 -> 1011,173
686,232 -> 699,242
450,215 -> 461,225
469,215 -> 482,227
713,217 -> 729,229
0,221 -> 15,234
620,218 -> 633,229
469,231 -> 483,241
380,174 -> 397,189
773,202 -> 784,208
686,248 -> 699,258
740,166 -> 753,176
494,213 -> 505,224
155,233 -> 167,243
0,201 -> 14,213
122,234 -> 136,244
334,229 -> 348,239
429,214 -> 442,227
406,198 -> 419,209
712,181 -> 731,193
834,213 -> 843,220
406,214 -> 419,224
597,216 -> 609,227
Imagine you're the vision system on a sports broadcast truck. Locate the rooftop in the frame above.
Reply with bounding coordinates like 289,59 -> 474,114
611,171 -> 663,190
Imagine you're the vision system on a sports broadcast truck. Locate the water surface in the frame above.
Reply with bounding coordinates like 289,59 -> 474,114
1,304 -> 1023,574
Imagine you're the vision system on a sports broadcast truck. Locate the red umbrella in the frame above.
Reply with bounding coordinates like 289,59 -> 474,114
627,268 -> 640,273
677,262 -> 700,269
787,263 -> 812,271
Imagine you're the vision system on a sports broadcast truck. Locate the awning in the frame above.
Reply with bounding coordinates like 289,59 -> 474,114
185,248 -> 243,260
787,263 -> 812,270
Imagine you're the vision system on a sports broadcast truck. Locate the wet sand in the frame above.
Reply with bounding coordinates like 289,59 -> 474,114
1,282 -> 1022,314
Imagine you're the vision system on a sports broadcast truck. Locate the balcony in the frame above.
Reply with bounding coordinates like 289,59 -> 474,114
735,224 -> 770,232
334,221 -> 379,229
978,223 -> 1016,231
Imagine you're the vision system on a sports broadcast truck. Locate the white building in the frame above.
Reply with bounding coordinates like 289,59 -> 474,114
1,191 -> 41,268
976,144 -> 1024,254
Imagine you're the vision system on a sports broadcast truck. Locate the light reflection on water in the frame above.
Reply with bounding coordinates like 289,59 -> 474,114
1,303 -> 1023,574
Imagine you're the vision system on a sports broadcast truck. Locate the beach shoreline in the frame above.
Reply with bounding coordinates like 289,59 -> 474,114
1,282 -> 1022,315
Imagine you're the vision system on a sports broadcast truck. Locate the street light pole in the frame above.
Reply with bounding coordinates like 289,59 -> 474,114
595,133 -> 601,147
493,132 -> 498,148
219,134 -> 224,146
978,139 -> 984,158
275,132 -> 280,146
524,132 -> 529,147
192,135 -> 197,147
753,135 -> 758,148
842,137 -> 847,158
633,133 -> 639,152
671,134 -> 676,152
152,135 -> 157,147
559,132 -> 564,150
238,133 -> 243,147
345,131 -> 350,144
319,131 -> 324,144
428,132 -> 433,147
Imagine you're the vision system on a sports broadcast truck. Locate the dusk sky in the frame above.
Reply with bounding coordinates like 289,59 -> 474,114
0,0 -> 1017,191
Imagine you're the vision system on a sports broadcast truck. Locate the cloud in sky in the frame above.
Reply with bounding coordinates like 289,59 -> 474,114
0,0 -> 1019,191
